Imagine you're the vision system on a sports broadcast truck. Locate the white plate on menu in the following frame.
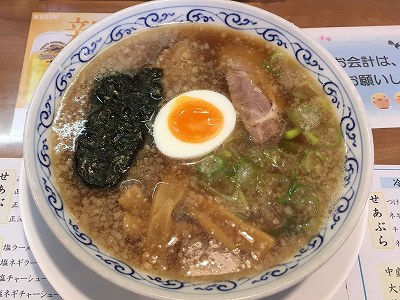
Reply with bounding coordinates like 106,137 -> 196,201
20,164 -> 368,300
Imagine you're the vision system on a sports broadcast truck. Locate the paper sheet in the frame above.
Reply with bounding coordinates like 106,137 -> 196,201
304,26 -> 400,129
0,159 -> 60,299
331,166 -> 400,300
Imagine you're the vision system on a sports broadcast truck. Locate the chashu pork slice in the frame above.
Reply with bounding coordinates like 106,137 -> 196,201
226,67 -> 284,146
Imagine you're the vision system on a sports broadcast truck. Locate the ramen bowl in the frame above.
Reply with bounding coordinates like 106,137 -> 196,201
23,0 -> 373,299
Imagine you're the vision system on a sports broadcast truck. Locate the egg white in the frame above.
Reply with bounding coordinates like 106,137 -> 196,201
153,90 -> 236,159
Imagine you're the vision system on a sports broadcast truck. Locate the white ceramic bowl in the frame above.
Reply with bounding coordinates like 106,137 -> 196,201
23,0 -> 374,299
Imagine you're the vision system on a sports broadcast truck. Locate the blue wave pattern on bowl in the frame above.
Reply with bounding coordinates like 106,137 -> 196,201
33,4 -> 361,295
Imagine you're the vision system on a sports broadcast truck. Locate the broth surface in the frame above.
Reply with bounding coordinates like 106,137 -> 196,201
51,23 -> 344,281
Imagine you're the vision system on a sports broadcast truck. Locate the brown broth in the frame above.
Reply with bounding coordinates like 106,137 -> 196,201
51,23 -> 344,281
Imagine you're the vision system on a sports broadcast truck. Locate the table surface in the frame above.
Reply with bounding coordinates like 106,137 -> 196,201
1,0 -> 399,163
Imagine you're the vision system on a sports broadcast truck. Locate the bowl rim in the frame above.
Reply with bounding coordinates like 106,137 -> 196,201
23,0 -> 374,299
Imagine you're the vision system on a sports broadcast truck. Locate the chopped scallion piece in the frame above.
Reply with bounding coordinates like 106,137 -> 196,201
197,155 -> 225,177
283,127 -> 301,140
288,103 -> 320,130
262,50 -> 287,78
302,150 -> 322,172
303,131 -> 319,145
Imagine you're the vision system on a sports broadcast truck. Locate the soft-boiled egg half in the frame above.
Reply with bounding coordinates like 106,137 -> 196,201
153,90 -> 236,159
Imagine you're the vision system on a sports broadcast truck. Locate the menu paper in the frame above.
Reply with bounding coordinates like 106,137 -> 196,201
0,159 -> 60,299
360,167 -> 400,299
336,166 -> 400,300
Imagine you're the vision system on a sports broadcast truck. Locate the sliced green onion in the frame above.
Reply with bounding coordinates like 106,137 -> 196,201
324,126 -> 343,147
262,50 -> 287,78
283,127 -> 301,140
197,154 -> 225,177
196,150 -> 233,178
232,160 -> 255,184
279,182 -> 299,205
246,147 -> 266,167
288,103 -> 320,130
303,131 -> 319,145
263,147 -> 283,169
277,182 -> 300,205
283,217 -> 297,236
287,182 -> 300,196
219,149 -> 233,159
200,182 -> 249,210
302,150 -> 322,172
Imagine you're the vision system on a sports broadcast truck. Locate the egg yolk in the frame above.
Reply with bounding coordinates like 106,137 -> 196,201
168,96 -> 224,143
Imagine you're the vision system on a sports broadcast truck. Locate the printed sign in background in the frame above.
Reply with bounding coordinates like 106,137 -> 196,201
305,26 -> 400,129
15,13 -> 108,109
10,13 -> 108,141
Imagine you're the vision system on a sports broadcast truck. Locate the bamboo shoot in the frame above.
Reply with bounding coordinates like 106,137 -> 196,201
190,199 -> 275,255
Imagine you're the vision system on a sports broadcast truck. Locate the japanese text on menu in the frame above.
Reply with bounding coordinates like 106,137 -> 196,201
0,163 -> 61,299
